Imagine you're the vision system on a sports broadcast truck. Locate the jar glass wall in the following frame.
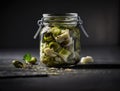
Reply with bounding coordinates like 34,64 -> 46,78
39,13 -> 81,67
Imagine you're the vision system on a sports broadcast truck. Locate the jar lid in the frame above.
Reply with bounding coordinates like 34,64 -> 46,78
43,13 -> 78,17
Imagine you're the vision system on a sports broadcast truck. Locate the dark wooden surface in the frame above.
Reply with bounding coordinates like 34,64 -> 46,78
0,46 -> 120,91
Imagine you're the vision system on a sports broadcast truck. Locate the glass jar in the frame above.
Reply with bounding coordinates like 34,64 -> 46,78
34,13 -> 88,67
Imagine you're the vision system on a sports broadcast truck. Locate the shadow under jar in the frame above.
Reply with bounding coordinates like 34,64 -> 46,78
39,13 -> 81,67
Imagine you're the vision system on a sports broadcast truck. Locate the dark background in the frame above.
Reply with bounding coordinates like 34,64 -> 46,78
0,1 -> 120,91
0,0 -> 119,49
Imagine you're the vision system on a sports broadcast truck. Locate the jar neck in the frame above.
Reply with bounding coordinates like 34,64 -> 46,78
42,13 -> 79,26
34,13 -> 89,39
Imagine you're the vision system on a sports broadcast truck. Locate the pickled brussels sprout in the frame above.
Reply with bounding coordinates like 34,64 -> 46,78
58,48 -> 71,62
55,29 -> 70,43
42,56 -> 64,67
44,48 -> 57,57
43,33 -> 54,42
49,42 -> 60,51
40,25 -> 80,67
50,27 -> 61,36
42,56 -> 55,66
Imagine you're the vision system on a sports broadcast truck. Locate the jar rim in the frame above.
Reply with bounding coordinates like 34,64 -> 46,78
43,13 -> 78,17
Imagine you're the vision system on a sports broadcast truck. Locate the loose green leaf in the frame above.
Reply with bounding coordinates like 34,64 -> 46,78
23,53 -> 32,62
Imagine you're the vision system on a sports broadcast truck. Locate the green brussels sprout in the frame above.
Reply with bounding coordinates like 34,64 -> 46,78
55,29 -> 70,43
75,39 -> 80,50
28,57 -> 37,64
49,42 -> 60,51
44,48 -> 57,57
43,32 -> 54,42
50,27 -> 61,36
58,48 -> 71,62
41,23 -> 81,67
80,56 -> 94,64
42,55 -> 65,67
12,60 -> 23,68
70,27 -> 80,39
42,56 -> 55,67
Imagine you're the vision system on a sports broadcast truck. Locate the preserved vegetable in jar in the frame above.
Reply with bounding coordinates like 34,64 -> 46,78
34,13 -> 88,67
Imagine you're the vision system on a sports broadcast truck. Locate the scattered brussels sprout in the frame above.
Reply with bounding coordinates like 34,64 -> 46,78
12,60 -> 23,68
23,53 -> 37,64
80,56 -> 94,64
12,53 -> 38,68
29,57 -> 37,64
